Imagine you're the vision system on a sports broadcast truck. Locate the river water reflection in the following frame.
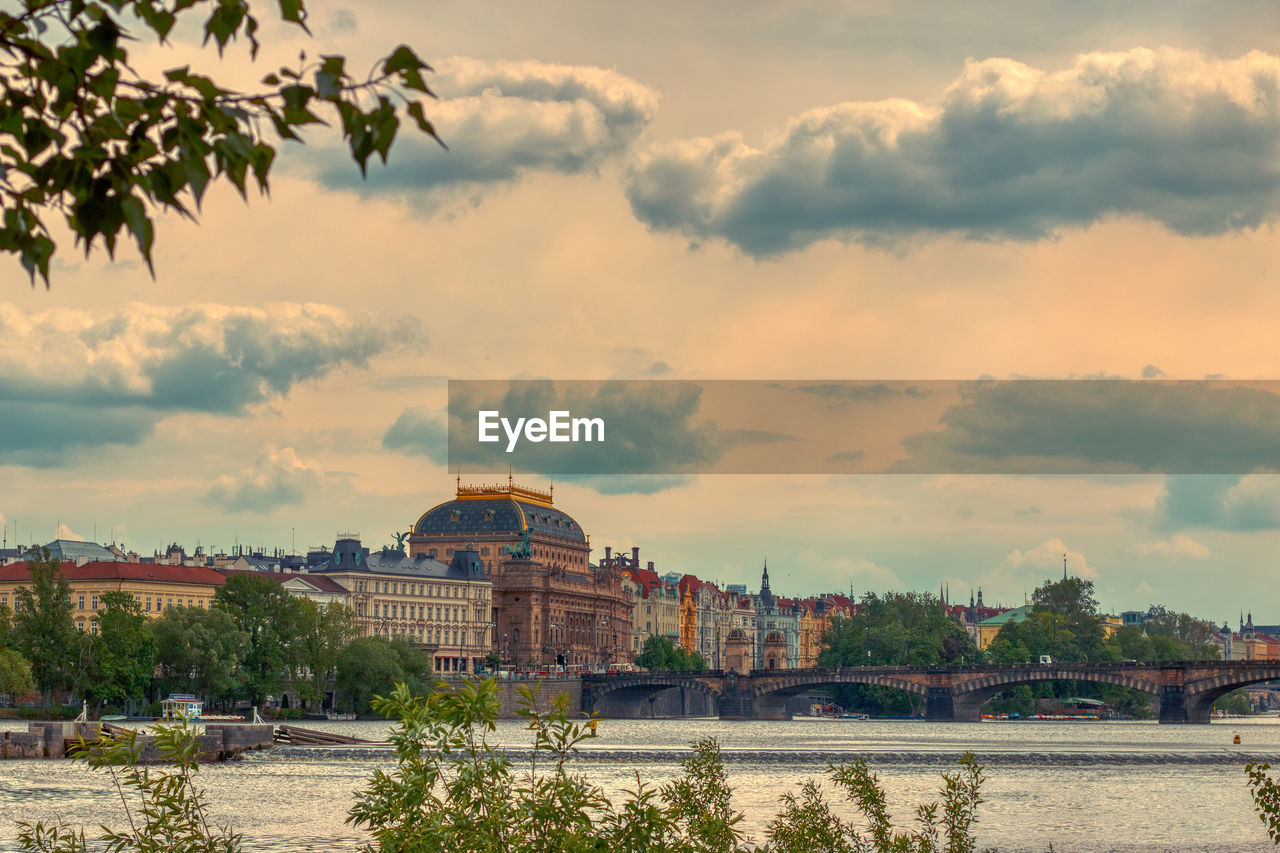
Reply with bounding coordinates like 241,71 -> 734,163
3,716 -> 1278,851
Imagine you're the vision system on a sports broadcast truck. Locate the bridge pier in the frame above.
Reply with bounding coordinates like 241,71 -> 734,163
925,689 -> 954,722
1158,686 -> 1215,723
717,692 -> 754,721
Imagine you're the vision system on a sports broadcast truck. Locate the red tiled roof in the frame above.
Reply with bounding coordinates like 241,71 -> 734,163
0,560 -> 226,586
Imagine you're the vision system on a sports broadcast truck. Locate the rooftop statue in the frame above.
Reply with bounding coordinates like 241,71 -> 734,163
503,526 -> 533,560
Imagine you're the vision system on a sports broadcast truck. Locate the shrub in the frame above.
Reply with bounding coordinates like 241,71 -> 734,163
1247,761 -> 1280,845
348,677 -> 985,853
17,721 -> 241,853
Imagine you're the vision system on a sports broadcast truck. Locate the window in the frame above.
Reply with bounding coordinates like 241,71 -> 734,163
145,597 -> 151,611
78,595 -> 85,610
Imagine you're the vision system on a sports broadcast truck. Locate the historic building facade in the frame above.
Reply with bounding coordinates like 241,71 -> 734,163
310,536 -> 492,674
408,481 -> 631,668
0,560 -> 226,632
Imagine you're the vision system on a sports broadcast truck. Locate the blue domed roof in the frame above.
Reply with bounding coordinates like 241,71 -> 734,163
413,485 -> 586,543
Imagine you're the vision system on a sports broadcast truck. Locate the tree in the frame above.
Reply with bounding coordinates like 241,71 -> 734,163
1032,576 -> 1107,661
294,599 -> 356,709
637,635 -> 707,672
819,592 -> 979,717
151,604 -> 248,706
0,647 -> 35,702
0,601 -> 12,648
334,636 -> 431,715
84,590 -> 155,713
10,547 -> 78,705
214,573 -> 304,707
0,0 -> 443,285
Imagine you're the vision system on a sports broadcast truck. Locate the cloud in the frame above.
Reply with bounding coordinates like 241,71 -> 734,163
1152,474 -> 1280,531
896,380 -> 1280,474
1129,533 -> 1210,558
793,548 -> 903,593
206,447 -> 325,513
1014,506 -> 1042,516
557,475 -> 696,495
311,58 -> 658,213
626,47 -> 1280,255
383,406 -> 449,464
56,524 -> 86,541
996,537 -> 1097,581
793,382 -> 929,405
0,302 -> 418,466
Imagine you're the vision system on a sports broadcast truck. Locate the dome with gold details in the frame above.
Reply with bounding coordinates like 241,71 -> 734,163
412,480 -> 586,543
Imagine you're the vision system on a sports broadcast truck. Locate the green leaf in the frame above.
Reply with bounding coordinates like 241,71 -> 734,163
120,195 -> 155,275
279,0 -> 309,32
406,102 -> 446,148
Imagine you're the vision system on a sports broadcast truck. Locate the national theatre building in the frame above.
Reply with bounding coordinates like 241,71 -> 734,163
408,480 -> 632,669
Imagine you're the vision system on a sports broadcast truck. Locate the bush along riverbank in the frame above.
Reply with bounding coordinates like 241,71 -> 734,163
16,678 -> 1280,852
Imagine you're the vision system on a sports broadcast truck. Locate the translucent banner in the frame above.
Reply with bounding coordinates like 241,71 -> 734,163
446,379 -> 1280,475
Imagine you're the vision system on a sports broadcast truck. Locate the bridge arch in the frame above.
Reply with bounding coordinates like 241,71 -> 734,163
1183,665 -> 1280,718
951,667 -> 1162,706
581,673 -> 723,719
732,670 -> 930,720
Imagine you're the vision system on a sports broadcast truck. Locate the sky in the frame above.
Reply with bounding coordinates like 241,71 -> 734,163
4,0 -> 1280,623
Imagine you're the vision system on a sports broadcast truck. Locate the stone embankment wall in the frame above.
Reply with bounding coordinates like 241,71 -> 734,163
0,722 -> 274,761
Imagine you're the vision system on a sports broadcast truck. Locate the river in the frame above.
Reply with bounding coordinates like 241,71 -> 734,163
3,716 -> 1279,851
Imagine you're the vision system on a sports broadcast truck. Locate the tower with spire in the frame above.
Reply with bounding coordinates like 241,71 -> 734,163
758,559 -> 775,612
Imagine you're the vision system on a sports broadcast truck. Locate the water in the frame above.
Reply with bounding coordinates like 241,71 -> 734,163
2,717 -> 1278,851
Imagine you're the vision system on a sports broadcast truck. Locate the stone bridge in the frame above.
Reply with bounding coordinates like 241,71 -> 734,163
580,661 -> 1280,723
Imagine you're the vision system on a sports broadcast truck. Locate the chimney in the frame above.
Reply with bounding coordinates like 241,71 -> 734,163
647,561 -> 654,570
604,546 -> 612,561
631,546 -> 640,568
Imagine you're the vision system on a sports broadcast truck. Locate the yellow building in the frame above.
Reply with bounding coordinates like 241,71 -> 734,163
679,583 -> 698,653
0,560 -> 226,633
975,605 -> 1036,650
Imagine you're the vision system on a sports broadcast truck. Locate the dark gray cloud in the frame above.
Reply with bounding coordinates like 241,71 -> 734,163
626,48 -> 1280,255
311,58 -> 658,212
794,382 -> 930,404
0,303 -> 418,465
1152,475 -> 1280,531
382,406 -> 448,464
0,402 -> 156,468
897,380 -> 1280,474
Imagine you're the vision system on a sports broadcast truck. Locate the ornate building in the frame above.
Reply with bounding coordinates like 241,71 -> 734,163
408,480 -> 631,668
310,535 -> 491,674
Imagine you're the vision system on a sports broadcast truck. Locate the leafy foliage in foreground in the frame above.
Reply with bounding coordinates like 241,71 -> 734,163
1248,761 -> 1280,846
17,721 -> 241,853
349,678 -> 986,853
0,0 -> 442,284
767,756 -> 984,853
13,677 -> 992,852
